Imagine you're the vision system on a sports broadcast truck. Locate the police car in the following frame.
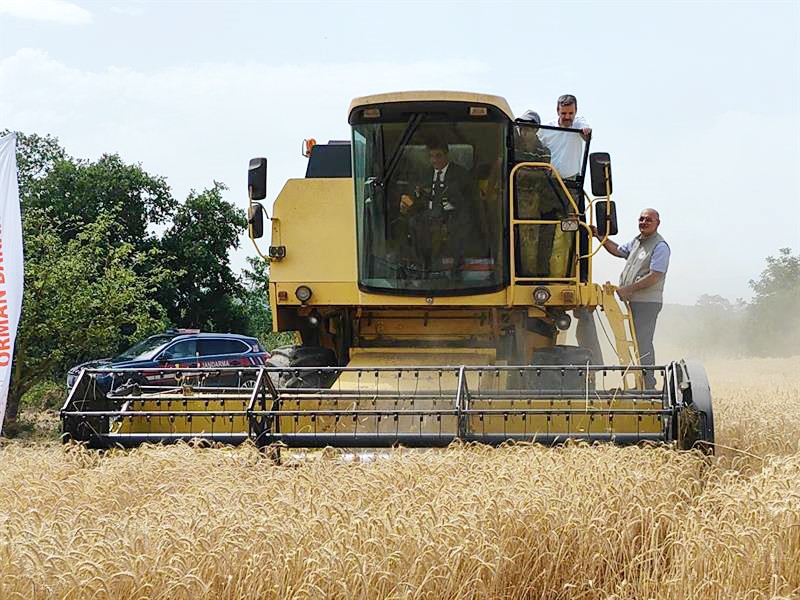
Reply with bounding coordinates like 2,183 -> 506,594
66,329 -> 270,391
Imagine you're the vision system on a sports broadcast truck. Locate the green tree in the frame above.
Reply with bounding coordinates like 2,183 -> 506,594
24,152 -> 175,248
746,248 -> 800,357
5,210 -> 168,434
159,182 -> 248,332
241,256 -> 272,339
4,131 -> 66,196
3,133 -> 258,434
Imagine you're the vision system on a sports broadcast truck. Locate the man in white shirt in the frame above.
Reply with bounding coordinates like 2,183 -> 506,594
538,94 -> 592,179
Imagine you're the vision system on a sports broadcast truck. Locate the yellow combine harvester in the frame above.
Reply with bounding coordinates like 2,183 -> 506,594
62,91 -> 714,452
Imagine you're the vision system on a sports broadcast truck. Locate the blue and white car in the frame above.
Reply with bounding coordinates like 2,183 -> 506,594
66,330 -> 270,392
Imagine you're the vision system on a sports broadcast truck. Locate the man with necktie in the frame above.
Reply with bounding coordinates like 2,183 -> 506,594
399,140 -> 482,274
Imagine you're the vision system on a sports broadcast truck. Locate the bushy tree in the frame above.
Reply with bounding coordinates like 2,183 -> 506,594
746,248 -> 800,356
24,153 -> 176,260
686,294 -> 747,358
3,133 -> 253,434
158,182 -> 248,332
5,209 -> 169,433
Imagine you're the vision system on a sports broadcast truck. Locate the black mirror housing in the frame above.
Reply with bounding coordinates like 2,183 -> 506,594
248,203 -> 265,239
595,200 -> 618,237
589,152 -> 612,197
248,157 -> 267,200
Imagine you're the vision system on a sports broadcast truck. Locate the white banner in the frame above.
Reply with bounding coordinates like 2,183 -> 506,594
0,133 -> 24,434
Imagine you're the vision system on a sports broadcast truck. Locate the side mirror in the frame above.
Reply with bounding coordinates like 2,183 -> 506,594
248,157 -> 267,200
589,152 -> 612,197
248,203 -> 265,239
595,200 -> 618,237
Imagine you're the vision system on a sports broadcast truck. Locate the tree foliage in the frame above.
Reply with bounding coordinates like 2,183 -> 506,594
7,209 -> 169,433
24,153 -> 175,247
3,132 -> 258,434
159,182 -> 248,331
746,248 -> 800,356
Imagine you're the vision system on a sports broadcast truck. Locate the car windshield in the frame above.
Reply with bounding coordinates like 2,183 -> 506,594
353,115 -> 507,295
115,334 -> 174,361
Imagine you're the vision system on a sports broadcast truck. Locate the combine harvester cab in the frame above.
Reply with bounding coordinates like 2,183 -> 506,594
62,91 -> 714,453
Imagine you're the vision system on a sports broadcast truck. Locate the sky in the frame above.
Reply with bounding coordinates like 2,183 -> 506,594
1,0 -> 798,305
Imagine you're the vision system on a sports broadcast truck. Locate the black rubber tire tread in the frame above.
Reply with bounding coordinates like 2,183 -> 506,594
531,345 -> 593,366
678,360 -> 715,454
265,345 -> 338,388
525,345 -> 595,392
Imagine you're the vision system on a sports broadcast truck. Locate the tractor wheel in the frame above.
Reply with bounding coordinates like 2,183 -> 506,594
265,345 -> 338,389
677,360 -> 715,454
525,345 -> 595,392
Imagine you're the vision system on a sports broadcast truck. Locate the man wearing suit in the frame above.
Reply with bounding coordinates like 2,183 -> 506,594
399,140 -> 482,272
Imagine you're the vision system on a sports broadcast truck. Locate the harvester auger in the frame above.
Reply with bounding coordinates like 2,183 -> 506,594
61,91 -> 714,453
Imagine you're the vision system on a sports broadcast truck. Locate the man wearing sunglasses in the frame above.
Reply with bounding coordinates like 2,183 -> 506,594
593,208 -> 670,388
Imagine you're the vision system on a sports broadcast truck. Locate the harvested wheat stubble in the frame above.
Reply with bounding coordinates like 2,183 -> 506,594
0,357 -> 798,600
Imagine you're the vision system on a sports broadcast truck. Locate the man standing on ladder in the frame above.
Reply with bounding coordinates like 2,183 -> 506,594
594,208 -> 670,388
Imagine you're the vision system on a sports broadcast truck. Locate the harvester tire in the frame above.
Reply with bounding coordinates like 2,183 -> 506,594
524,345 -> 595,392
265,345 -> 338,389
677,360 -> 715,454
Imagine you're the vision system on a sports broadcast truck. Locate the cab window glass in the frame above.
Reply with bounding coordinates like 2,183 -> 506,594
353,117 -> 507,294
513,166 -> 577,279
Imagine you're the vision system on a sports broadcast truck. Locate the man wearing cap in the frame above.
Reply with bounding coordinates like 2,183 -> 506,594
594,208 -> 670,388
514,110 -> 551,163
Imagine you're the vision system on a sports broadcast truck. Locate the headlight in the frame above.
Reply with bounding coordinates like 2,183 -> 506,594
295,285 -> 313,303
560,219 -> 579,232
533,287 -> 551,305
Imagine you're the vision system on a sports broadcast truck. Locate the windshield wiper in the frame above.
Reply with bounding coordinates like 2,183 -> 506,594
377,113 -> 424,188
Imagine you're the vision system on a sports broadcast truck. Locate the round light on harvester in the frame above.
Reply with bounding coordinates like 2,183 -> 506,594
560,219 -> 579,232
555,313 -> 572,331
295,285 -> 313,303
533,287 -> 551,305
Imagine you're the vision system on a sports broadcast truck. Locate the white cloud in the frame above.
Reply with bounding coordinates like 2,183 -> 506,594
0,0 -> 92,25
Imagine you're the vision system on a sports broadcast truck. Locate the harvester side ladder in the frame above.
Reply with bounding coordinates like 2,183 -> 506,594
599,283 -> 643,389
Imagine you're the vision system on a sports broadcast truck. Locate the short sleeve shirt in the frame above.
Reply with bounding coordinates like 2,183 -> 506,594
538,116 -> 589,178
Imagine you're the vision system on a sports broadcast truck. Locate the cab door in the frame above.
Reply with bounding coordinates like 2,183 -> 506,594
511,164 -> 578,282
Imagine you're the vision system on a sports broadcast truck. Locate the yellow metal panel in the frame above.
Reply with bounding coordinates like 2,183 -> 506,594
279,348 -> 492,437
117,397 -> 250,436
349,91 -> 514,121
272,282 -> 512,307
269,178 -> 357,283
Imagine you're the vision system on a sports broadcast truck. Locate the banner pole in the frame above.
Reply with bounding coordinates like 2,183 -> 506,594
0,133 -> 24,436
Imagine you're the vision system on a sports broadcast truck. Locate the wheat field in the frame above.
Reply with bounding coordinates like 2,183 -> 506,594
0,358 -> 798,600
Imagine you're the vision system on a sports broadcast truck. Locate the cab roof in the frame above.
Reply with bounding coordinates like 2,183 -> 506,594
348,91 -> 515,121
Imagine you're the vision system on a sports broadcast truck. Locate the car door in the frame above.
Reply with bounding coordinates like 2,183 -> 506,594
158,339 -> 199,375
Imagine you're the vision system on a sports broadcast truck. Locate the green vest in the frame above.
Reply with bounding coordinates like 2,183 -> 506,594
619,232 -> 668,303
